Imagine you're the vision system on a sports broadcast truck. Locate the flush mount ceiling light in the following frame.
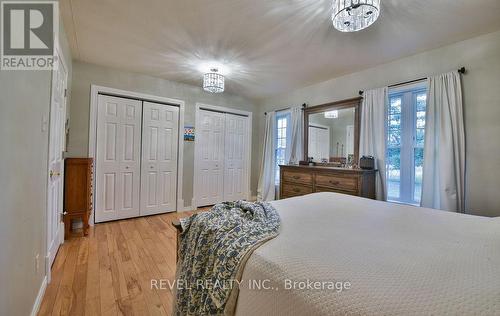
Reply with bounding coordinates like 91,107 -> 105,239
332,0 -> 380,32
324,110 -> 338,119
203,68 -> 225,93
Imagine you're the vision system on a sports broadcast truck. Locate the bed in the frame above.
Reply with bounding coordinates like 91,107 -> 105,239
231,192 -> 500,315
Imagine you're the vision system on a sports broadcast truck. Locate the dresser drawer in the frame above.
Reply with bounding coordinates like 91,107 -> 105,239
315,174 -> 358,191
282,183 -> 313,198
282,170 -> 313,185
314,186 -> 357,196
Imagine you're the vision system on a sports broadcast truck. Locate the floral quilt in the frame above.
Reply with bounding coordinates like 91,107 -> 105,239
174,200 -> 281,315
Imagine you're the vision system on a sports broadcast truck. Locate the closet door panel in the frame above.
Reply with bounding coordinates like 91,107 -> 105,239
223,113 -> 248,201
196,110 -> 225,206
140,102 -> 179,215
95,95 -> 141,222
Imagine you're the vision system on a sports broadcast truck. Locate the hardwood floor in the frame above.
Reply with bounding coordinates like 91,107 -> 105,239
38,210 -> 204,316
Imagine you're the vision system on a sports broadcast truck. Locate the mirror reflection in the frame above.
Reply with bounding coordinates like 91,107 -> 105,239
308,107 -> 355,164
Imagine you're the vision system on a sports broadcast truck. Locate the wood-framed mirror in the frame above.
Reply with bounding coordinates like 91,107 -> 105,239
304,97 -> 362,167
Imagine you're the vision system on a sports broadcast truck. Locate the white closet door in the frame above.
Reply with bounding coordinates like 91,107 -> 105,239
196,109 -> 225,206
140,102 -> 179,215
308,126 -> 318,161
309,126 -> 329,162
95,95 -> 142,222
319,128 -> 330,160
223,113 -> 248,201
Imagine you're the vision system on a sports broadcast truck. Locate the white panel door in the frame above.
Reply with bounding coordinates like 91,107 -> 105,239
223,113 -> 249,201
308,126 -> 316,160
95,95 -> 142,222
47,49 -> 67,272
346,125 -> 354,158
318,128 -> 330,160
195,109 -> 225,206
309,125 -> 329,162
140,102 -> 179,215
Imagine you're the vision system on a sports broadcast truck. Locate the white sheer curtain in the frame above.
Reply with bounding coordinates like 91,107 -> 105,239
360,87 -> 388,201
287,106 -> 303,164
421,71 -> 465,212
257,112 -> 276,201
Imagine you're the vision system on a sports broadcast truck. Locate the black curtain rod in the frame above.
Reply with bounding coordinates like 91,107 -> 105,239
358,67 -> 466,96
265,103 -> 306,115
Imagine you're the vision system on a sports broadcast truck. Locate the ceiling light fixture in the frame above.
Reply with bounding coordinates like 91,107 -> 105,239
324,110 -> 338,119
203,68 -> 225,93
332,0 -> 380,32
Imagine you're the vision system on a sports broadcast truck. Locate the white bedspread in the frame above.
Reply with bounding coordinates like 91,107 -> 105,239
234,193 -> 500,316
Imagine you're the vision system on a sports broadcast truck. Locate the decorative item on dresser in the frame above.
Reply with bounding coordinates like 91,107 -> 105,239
63,158 -> 93,239
279,165 -> 376,199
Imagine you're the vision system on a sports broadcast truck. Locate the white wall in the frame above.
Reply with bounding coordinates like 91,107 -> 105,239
258,30 -> 500,217
66,61 -> 259,208
0,18 -> 73,316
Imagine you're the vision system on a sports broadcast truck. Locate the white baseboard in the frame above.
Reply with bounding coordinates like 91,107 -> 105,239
179,205 -> 196,212
30,275 -> 47,316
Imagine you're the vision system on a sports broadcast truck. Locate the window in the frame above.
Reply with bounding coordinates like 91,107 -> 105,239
275,112 -> 291,185
386,84 -> 427,205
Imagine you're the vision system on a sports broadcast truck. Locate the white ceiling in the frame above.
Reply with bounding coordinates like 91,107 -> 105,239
61,0 -> 500,100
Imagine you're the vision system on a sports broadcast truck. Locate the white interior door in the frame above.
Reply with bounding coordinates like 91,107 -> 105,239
346,125 -> 354,158
223,113 -> 249,201
319,127 -> 330,160
195,109 -> 225,206
140,102 -> 179,216
47,49 -> 67,272
309,125 -> 329,162
95,95 -> 142,222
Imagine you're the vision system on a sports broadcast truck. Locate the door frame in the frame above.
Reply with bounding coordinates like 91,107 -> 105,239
193,103 -> 253,207
88,85 -> 186,224
45,41 -> 68,283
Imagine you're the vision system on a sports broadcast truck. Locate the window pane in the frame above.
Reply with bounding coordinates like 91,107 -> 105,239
414,147 -> 424,203
386,147 -> 401,200
390,97 -> 402,114
389,114 -> 401,127
416,111 -> 425,128
388,127 -> 401,147
415,128 -> 425,147
275,114 -> 291,185
416,93 -> 426,112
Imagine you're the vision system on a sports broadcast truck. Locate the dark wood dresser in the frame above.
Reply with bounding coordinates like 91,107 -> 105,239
64,158 -> 93,239
279,165 -> 376,199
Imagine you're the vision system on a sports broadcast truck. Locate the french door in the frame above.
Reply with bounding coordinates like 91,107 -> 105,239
95,96 -> 180,222
195,108 -> 250,207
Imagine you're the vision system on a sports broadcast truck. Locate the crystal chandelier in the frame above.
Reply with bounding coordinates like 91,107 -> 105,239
203,68 -> 224,93
324,110 -> 338,119
332,0 -> 380,32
